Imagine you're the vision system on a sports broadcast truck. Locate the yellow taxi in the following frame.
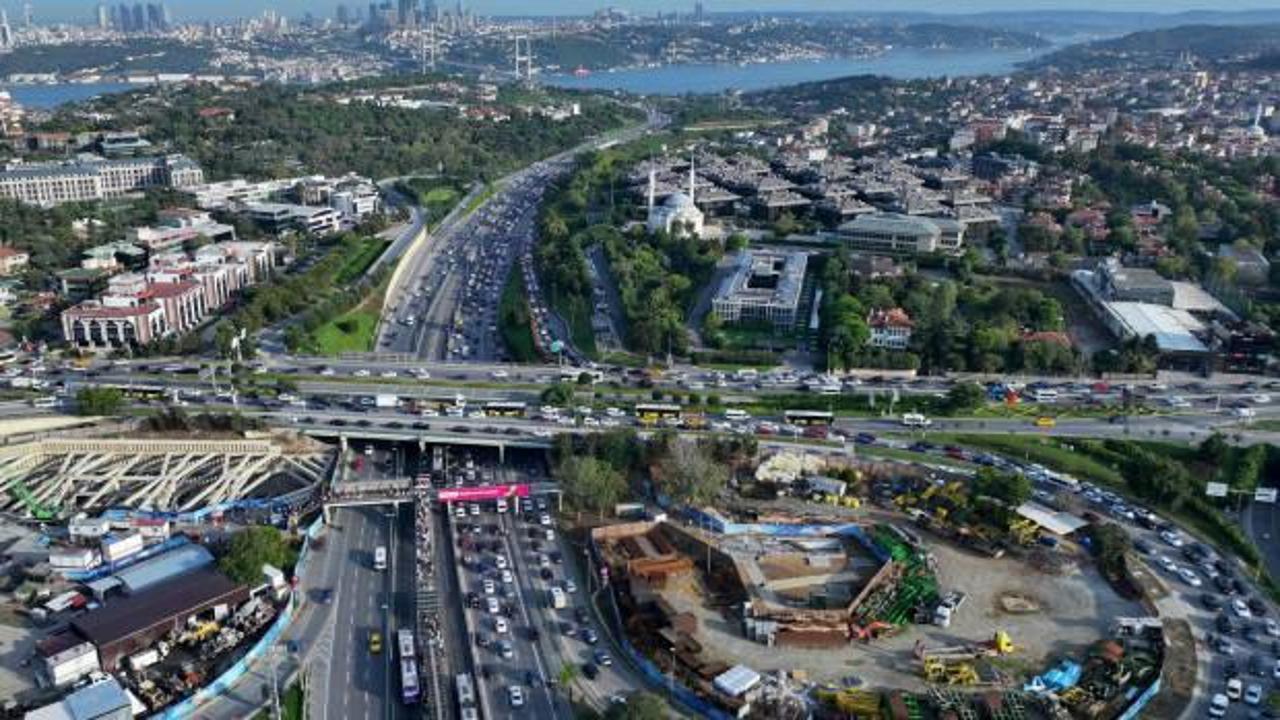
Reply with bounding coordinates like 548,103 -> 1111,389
1034,416 -> 1056,428
368,630 -> 383,654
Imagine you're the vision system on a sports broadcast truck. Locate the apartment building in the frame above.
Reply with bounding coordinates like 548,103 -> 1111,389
0,155 -> 204,206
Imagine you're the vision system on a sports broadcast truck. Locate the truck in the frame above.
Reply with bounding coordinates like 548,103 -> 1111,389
933,591 -> 967,628
375,394 -> 399,409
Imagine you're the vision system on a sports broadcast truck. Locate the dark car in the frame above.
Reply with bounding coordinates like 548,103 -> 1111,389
1248,654 -> 1265,677
574,608 -> 589,624
1203,593 -> 1224,611
582,627 -> 599,645
1217,614 -> 1236,635
1133,540 -> 1153,556
582,663 -> 599,680
1224,659 -> 1239,677
1249,597 -> 1268,616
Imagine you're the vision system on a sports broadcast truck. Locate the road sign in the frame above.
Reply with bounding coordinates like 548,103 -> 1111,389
1256,488 -> 1278,504
437,484 -> 531,503
1206,482 -> 1229,498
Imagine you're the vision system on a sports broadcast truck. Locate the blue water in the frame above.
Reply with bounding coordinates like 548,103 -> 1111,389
544,46 -> 1050,95
3,82 -> 142,109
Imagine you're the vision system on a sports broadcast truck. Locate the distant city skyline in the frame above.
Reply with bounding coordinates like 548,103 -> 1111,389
5,0 -> 1280,23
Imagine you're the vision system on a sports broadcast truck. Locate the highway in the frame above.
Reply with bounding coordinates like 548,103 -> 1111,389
305,501 -> 418,720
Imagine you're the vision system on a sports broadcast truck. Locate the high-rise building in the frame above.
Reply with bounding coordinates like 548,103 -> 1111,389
422,0 -> 437,22
694,1 -> 704,23
131,3 -> 145,32
335,4 -> 349,24
145,3 -> 163,31
397,0 -> 414,27
0,10 -> 12,50
22,2 -> 33,28
96,2 -> 110,29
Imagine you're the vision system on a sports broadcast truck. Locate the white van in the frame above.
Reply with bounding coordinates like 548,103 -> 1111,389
724,409 -> 751,421
901,413 -> 932,428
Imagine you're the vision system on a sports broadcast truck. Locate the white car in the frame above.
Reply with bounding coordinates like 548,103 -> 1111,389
495,555 -> 508,570
1176,567 -> 1201,587
564,579 -> 577,593
1159,530 -> 1184,547
486,596 -> 499,614
508,686 -> 524,707
1268,619 -> 1280,638
1231,598 -> 1252,619
501,569 -> 514,585
469,504 -> 480,516
483,579 -> 496,595
495,617 -> 509,634
353,369 -> 370,377
1245,683 -> 1263,705
380,370 -> 398,378
1227,677 -> 1243,701
539,513 -> 552,526
1209,692 -> 1229,718
491,370 -> 509,379
1156,555 -> 1178,573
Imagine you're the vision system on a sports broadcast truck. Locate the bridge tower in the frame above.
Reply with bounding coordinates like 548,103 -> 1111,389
513,35 -> 534,87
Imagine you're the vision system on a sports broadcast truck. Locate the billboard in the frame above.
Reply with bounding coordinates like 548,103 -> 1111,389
437,484 -> 530,503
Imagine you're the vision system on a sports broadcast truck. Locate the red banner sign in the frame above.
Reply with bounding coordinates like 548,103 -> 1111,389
437,484 -> 531,503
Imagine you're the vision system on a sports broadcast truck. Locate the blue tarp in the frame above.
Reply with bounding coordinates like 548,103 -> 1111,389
1024,660 -> 1083,694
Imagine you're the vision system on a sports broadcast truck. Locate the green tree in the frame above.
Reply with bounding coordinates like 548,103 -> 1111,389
556,455 -> 627,515
75,387 -> 125,416
726,233 -> 749,252
605,691 -> 669,720
972,468 -> 1033,507
218,526 -> 292,585
656,440 -> 728,506
945,382 -> 987,414
541,383 -> 575,406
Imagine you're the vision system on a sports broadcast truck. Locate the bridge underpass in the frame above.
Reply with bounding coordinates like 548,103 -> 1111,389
0,438 -> 333,518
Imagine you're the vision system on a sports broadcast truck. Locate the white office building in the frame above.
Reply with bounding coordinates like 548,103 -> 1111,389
711,250 -> 809,330
0,155 -> 204,207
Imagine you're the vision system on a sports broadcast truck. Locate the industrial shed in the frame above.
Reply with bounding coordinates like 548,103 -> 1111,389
112,544 -> 213,595
71,568 -> 247,671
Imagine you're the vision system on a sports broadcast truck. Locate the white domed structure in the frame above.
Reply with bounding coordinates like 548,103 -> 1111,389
646,159 -> 705,237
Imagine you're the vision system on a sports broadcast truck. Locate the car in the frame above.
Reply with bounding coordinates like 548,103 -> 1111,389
1177,567 -> 1202,587
594,649 -> 613,667
1159,530 -> 1184,547
1227,677 -> 1244,700
483,579 -> 496,595
508,685 -> 524,707
1218,614 -> 1238,635
582,663 -> 599,680
1233,598 -> 1253,619
1156,556 -> 1178,573
495,555 -> 508,570
501,569 -> 514,584
1272,658 -> 1280,679
1246,683 -> 1264,705
1034,416 -> 1056,428
1204,594 -> 1224,611
1249,597 -> 1268,616
539,513 -> 552,526
1133,540 -> 1153,556
368,631 -> 382,654
499,640 -> 513,659
495,617 -> 509,634
1213,636 -> 1235,655
1248,654 -> 1265,677
486,597 -> 500,614
582,627 -> 599,645
564,579 -> 577,593
1209,693 -> 1229,718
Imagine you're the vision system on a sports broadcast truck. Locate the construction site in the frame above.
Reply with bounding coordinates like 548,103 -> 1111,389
589,447 -> 1173,720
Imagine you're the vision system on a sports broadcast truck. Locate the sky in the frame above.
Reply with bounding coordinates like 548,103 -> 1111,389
10,0 -> 1280,23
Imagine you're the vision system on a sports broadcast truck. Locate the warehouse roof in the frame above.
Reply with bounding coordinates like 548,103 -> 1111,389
114,543 -> 213,594
24,677 -> 131,720
72,568 -> 242,649
1016,502 -> 1089,536
713,664 -> 762,698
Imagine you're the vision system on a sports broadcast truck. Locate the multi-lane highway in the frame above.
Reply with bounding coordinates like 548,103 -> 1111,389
305,500 -> 418,720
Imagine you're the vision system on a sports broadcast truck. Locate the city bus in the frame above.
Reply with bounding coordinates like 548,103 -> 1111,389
397,629 -> 415,660
456,673 -> 476,710
784,409 -> 835,427
373,546 -> 387,571
400,659 -> 420,704
634,403 -> 682,426
483,401 -> 528,418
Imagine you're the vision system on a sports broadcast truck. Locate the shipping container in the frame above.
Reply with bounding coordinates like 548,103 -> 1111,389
100,532 -> 144,563
49,548 -> 100,570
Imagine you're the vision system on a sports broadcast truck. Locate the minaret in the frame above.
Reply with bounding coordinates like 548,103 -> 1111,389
647,168 -> 656,212
688,155 -> 696,204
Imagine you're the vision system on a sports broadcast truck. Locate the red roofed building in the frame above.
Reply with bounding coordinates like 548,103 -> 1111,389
866,307 -> 913,350
140,280 -> 205,334
61,301 -> 165,349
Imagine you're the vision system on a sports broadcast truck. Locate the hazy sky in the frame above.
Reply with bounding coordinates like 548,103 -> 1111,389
9,0 -> 1280,23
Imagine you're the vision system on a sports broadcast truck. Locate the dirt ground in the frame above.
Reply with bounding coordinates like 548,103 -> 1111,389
654,532 -> 1142,693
